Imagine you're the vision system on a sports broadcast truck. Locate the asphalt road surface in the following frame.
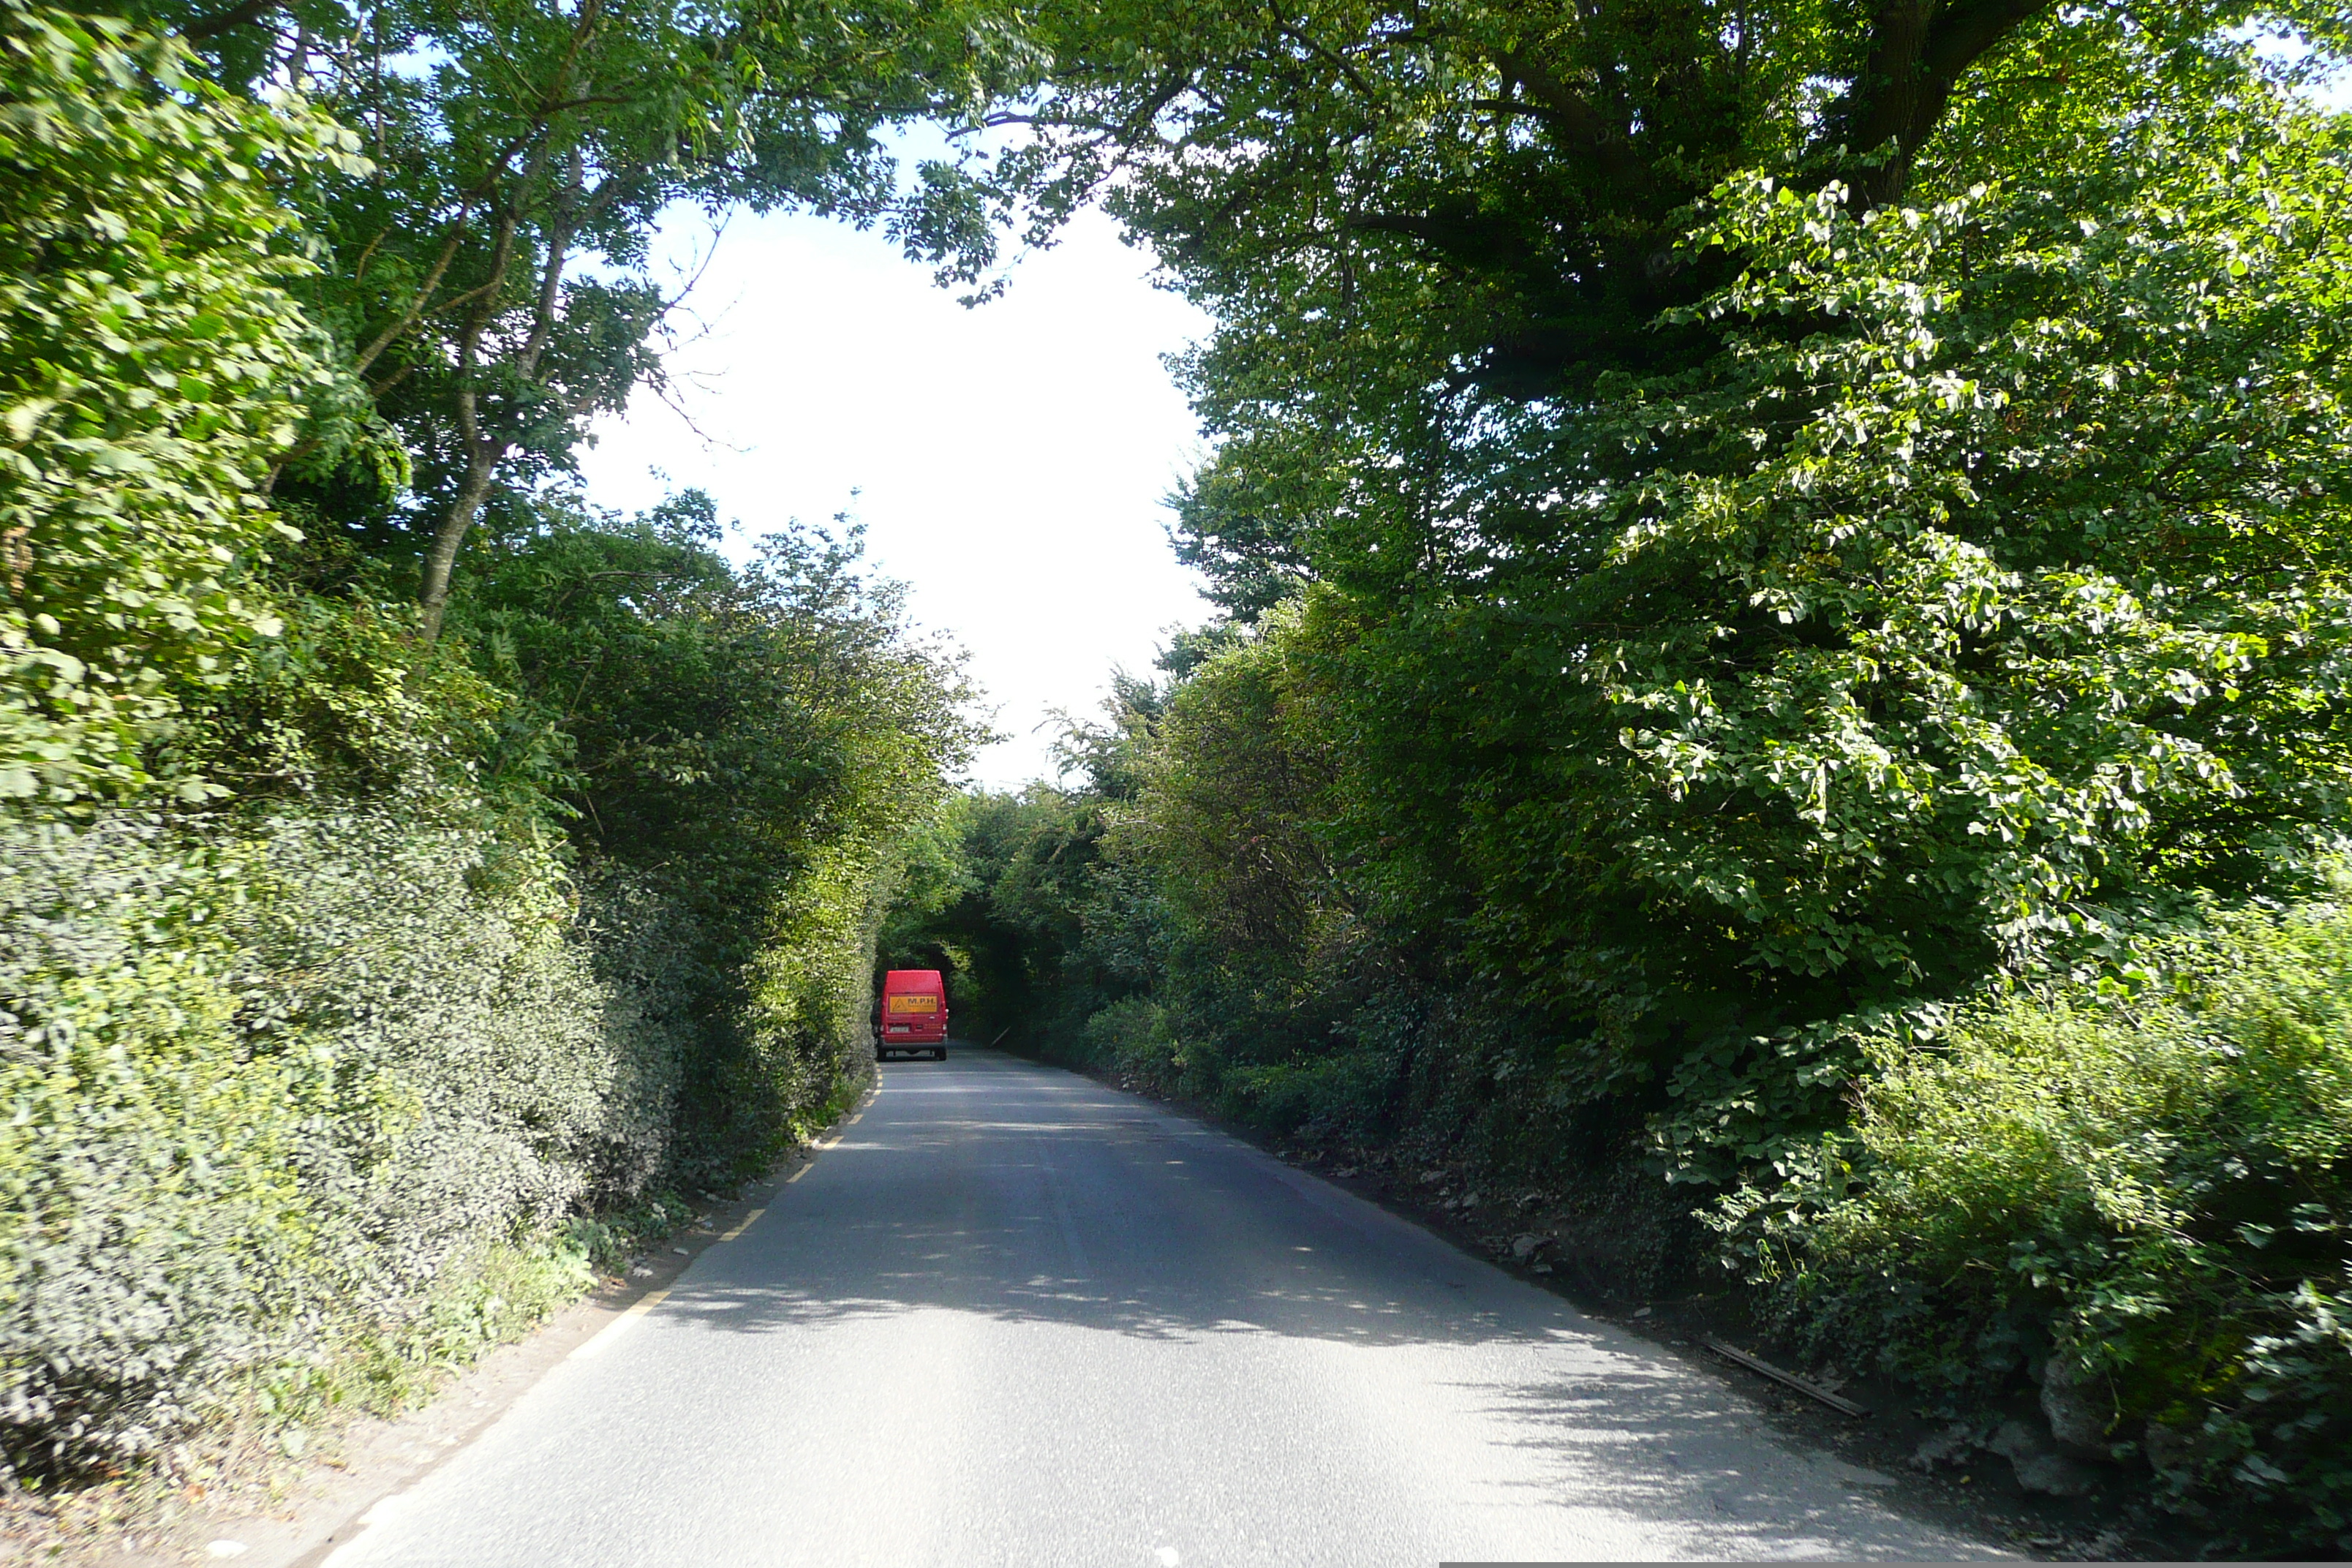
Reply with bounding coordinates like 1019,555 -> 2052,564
325,1048 -> 2001,1567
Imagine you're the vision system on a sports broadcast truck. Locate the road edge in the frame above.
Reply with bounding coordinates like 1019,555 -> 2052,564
71,1081 -> 883,1568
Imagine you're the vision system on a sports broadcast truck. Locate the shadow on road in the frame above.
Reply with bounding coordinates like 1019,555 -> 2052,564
627,1049 -> 1997,1560
674,1049 -> 1543,1349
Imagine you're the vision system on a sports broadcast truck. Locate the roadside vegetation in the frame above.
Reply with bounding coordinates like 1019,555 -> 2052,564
1,0 -> 984,1515
875,0 -> 2352,1553
8,0 -> 2352,1553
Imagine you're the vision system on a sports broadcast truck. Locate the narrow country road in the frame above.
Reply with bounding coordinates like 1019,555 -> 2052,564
323,1049 -> 2002,1567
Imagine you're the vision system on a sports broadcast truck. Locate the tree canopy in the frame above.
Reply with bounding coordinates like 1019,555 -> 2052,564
124,0 -> 1039,633
885,4 -> 2352,1546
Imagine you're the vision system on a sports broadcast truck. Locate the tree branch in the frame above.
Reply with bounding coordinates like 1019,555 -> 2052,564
181,0 -> 274,41
516,148 -> 584,382
1815,0 -> 2057,205
1488,45 -> 1624,167
1347,210 -> 1541,273
351,214 -> 472,377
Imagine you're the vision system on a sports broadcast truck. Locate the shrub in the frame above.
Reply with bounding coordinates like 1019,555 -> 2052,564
0,804 -> 696,1480
1082,998 -> 1183,1089
1723,895 -> 2352,1553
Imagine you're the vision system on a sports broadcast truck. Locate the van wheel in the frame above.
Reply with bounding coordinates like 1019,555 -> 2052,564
934,1047 -> 947,1060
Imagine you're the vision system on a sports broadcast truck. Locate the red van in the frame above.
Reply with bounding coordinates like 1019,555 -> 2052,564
878,969 -> 948,1060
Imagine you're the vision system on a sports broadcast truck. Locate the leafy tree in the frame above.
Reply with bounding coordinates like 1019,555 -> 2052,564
932,0 -> 2350,635
458,491 -> 984,881
128,0 -> 1040,636
1280,88 -> 2352,1178
939,0 -> 2352,1162
0,1 -> 361,799
1124,608 -> 1342,996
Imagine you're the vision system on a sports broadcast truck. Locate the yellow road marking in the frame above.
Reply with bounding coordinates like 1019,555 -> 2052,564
568,1088 -> 867,1364
781,1090 -> 871,1186
569,1289 -> 669,1360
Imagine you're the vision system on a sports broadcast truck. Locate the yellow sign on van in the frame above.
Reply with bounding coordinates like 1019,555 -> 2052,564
886,994 -> 937,1014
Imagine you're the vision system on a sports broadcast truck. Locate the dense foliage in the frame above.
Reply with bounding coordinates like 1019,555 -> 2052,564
1722,896 -> 2352,1549
0,0 -> 982,1490
0,1 -> 356,799
10,0 -> 2352,1547
1,809 -> 679,1470
875,0 -> 2352,1550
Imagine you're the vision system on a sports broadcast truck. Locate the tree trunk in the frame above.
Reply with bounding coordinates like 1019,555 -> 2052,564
414,197 -> 525,645
418,446 -> 500,644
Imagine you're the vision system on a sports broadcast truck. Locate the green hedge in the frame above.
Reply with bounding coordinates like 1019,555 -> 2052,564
0,804 -> 714,1480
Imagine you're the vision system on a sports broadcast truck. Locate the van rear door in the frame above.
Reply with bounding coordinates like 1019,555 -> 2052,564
879,970 -> 948,1059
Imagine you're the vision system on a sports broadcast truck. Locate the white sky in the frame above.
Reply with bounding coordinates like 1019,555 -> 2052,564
574,205 -> 1214,791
